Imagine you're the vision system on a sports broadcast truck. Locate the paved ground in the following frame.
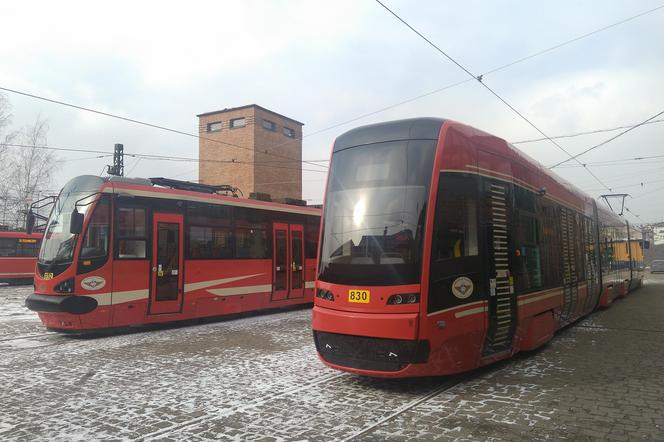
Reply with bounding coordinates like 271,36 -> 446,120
0,276 -> 663,441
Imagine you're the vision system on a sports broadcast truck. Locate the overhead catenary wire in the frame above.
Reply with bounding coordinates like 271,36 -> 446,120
306,120 -> 664,166
295,3 -> 664,143
373,0 -> 612,192
0,86 -> 328,171
373,1 -> 654,221
1,143 -> 329,173
549,109 -> 664,168
54,154 -> 112,163
513,118 -> 664,145
2,4 -> 662,172
553,154 -> 664,169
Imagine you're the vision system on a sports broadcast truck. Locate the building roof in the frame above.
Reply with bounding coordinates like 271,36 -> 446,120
196,104 -> 304,126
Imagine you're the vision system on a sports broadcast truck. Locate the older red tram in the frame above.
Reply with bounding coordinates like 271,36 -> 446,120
0,231 -> 42,284
25,175 -> 320,331
312,118 -> 644,377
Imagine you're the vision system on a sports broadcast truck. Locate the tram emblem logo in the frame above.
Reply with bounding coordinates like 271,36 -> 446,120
81,276 -> 106,291
452,276 -> 474,299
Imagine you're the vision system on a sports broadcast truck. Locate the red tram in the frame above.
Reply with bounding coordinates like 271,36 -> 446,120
312,118 -> 644,377
25,176 -> 320,331
0,231 -> 42,284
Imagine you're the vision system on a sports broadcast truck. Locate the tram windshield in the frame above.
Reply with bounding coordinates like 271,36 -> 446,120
318,140 -> 436,285
39,175 -> 104,265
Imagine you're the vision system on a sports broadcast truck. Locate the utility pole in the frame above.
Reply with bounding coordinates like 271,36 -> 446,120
106,143 -> 124,176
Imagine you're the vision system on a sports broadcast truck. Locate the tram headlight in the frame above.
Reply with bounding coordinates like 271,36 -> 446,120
316,289 -> 335,301
387,293 -> 419,305
54,278 -> 75,294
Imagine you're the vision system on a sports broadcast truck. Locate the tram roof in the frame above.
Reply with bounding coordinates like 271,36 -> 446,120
333,118 -> 445,152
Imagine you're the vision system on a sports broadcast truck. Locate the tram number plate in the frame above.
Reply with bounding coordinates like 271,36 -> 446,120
43,272 -> 54,280
348,289 -> 370,303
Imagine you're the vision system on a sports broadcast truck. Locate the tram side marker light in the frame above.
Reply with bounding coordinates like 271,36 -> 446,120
316,289 -> 335,301
54,278 -> 75,293
387,293 -> 420,305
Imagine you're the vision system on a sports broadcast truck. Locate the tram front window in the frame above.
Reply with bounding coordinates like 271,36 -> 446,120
318,140 -> 436,285
39,176 -> 104,267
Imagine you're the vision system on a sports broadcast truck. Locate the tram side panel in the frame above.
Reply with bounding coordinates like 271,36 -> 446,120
0,232 -> 42,285
29,175 -> 320,332
313,118 -> 632,378
420,132 -> 487,374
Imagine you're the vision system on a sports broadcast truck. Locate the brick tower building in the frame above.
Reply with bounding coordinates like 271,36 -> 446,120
197,105 -> 304,200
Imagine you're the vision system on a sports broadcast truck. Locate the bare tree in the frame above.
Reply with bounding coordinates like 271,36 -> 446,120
0,93 -> 17,167
0,95 -> 58,229
0,93 -> 18,228
5,116 -> 57,228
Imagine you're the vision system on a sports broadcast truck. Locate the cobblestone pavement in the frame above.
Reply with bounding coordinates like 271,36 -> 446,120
1,277 -> 663,441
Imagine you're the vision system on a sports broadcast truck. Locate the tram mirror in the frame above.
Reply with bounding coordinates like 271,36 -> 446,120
642,240 -> 650,250
26,212 -> 36,234
70,209 -> 84,234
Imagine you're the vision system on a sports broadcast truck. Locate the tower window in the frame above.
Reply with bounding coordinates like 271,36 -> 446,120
230,118 -> 246,129
207,121 -> 222,132
283,127 -> 294,138
262,119 -> 276,131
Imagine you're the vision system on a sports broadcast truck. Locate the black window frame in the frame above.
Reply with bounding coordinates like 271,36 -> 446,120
207,121 -> 222,132
262,119 -> 276,132
0,238 -> 17,257
17,238 -> 41,257
77,194 -> 112,274
188,224 -> 234,259
185,202 -> 276,260
305,215 -> 320,259
115,202 -> 150,261
230,117 -> 246,129
282,126 -> 294,138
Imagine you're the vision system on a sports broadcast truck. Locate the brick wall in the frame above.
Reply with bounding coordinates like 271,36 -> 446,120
198,105 -> 302,200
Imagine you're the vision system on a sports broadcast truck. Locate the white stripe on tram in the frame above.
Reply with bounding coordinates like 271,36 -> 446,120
184,273 -> 264,293
207,284 -> 273,297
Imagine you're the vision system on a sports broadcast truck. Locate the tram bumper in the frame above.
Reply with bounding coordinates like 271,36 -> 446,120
25,293 -> 98,315
312,305 -> 429,373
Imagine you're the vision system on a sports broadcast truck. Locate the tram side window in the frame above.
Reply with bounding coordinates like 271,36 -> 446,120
0,238 -> 16,256
80,196 -> 111,260
432,174 -> 478,260
189,225 -> 233,259
513,213 -> 542,292
539,203 -> 562,287
603,237 -> 615,271
575,213 -> 586,280
235,228 -> 268,258
187,203 -> 231,227
17,239 -> 41,257
305,216 -> 320,259
117,207 -> 147,259
234,207 -> 269,259
585,218 -> 595,275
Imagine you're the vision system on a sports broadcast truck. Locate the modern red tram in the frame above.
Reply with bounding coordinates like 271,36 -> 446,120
25,175 -> 320,331
312,118 -> 645,377
0,231 -> 42,284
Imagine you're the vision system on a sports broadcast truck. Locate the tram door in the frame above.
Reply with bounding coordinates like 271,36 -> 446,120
149,213 -> 184,314
272,223 -> 305,301
479,151 -> 518,357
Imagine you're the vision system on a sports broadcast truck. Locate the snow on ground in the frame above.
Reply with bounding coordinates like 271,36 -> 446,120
1,281 -> 663,441
0,285 -> 37,321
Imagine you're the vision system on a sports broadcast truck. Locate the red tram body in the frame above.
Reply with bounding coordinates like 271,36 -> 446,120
313,118 -> 644,377
25,176 -> 320,331
0,231 -> 42,285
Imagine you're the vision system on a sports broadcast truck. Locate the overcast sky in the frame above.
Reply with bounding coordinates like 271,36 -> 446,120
1,0 -> 663,222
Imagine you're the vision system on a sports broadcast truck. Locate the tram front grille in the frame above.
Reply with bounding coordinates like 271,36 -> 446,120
314,331 -> 429,372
